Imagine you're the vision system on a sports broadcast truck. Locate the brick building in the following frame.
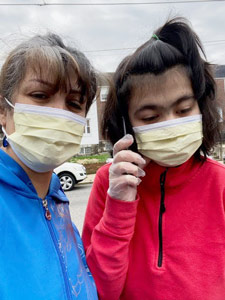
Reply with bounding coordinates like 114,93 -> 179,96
214,65 -> 225,142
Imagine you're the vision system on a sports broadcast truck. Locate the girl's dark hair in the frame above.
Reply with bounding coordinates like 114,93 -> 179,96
102,17 -> 221,157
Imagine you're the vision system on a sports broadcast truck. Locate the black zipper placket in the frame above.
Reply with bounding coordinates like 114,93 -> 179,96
158,169 -> 168,268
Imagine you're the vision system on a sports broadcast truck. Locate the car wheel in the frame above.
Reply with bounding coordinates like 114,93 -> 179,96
58,172 -> 76,191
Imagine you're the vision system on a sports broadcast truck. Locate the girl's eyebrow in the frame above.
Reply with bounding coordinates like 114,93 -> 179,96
172,95 -> 195,106
135,94 -> 195,115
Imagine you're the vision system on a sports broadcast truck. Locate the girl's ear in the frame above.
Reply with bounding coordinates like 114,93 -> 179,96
0,95 -> 7,127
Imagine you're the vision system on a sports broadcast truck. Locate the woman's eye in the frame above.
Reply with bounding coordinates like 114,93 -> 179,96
30,92 -> 48,99
67,100 -> 82,110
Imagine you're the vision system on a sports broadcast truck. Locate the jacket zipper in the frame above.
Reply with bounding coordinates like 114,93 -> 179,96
42,198 -> 73,300
158,170 -> 167,268
42,198 -> 52,220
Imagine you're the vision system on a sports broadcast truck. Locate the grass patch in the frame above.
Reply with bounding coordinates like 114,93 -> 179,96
69,153 -> 112,174
70,153 -> 110,164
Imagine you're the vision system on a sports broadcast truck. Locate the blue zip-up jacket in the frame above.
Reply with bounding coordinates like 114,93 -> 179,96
0,149 -> 98,300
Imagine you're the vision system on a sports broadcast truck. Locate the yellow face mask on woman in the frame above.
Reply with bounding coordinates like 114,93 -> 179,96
133,114 -> 203,167
3,100 -> 86,172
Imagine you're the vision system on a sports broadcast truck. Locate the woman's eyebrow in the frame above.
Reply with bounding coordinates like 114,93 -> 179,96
69,87 -> 81,94
28,79 -> 83,95
28,79 -> 56,88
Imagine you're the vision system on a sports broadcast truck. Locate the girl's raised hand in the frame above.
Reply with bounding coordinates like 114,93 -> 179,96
108,134 -> 146,201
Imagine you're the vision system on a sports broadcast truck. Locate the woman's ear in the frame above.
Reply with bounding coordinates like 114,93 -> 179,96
0,96 -> 7,127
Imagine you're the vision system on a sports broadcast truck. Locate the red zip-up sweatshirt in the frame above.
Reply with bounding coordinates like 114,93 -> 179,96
82,157 -> 225,300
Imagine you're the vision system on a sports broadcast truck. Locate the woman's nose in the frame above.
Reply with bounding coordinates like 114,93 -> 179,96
50,94 -> 67,110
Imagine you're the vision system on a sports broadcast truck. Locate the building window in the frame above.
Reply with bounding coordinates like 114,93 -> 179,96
80,146 -> 92,155
85,119 -> 91,134
100,86 -> 109,102
105,142 -> 113,151
85,147 -> 92,154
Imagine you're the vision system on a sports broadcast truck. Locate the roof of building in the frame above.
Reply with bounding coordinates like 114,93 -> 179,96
214,65 -> 225,78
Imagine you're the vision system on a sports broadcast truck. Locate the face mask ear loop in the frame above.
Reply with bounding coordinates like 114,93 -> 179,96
2,98 -> 14,147
1,126 -> 9,147
4,97 -> 15,109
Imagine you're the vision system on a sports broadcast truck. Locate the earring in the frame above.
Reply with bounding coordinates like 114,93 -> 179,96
3,136 -> 8,147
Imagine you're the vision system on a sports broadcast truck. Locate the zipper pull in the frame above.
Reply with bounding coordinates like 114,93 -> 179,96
42,198 -> 52,221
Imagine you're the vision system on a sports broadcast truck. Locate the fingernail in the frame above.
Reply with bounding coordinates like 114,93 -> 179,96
122,134 -> 133,141
139,157 -> 146,164
138,169 -> 146,177
137,178 -> 142,185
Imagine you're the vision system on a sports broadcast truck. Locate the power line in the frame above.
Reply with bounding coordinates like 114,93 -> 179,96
84,40 -> 225,53
84,47 -> 135,53
0,0 -> 225,6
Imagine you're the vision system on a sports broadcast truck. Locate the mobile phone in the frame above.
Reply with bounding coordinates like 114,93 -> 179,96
122,116 -> 127,135
122,116 -> 138,154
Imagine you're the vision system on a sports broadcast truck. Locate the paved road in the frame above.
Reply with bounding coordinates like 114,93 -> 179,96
65,183 -> 93,234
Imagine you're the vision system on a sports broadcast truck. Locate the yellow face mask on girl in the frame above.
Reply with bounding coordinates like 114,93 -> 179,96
133,115 -> 203,167
3,100 -> 86,173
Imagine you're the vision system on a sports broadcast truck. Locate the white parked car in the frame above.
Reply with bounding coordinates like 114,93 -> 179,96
54,162 -> 87,191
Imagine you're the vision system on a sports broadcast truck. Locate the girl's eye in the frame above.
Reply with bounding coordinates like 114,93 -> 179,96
142,115 -> 159,122
177,107 -> 192,114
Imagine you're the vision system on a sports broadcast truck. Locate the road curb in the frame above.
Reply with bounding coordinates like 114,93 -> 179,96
79,174 -> 96,184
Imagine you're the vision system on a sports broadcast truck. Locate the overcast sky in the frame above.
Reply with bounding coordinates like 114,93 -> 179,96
0,0 -> 224,72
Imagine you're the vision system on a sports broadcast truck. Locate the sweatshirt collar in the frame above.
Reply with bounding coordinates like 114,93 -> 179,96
0,148 -> 31,185
0,149 -> 68,202
143,156 -> 204,190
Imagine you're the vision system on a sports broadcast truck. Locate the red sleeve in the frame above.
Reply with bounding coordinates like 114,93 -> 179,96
82,164 -> 139,300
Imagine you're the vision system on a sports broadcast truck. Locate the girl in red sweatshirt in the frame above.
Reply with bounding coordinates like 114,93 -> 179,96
82,17 -> 225,300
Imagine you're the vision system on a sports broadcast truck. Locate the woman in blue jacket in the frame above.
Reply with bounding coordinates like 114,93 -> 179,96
0,33 -> 98,300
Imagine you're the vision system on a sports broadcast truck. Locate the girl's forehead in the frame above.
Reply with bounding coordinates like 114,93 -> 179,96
128,67 -> 193,109
130,66 -> 190,99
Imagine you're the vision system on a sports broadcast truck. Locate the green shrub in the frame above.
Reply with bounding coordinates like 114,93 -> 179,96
70,153 -> 111,164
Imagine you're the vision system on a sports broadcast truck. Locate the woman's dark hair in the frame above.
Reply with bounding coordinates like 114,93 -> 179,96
0,33 -> 97,114
102,17 -> 221,157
